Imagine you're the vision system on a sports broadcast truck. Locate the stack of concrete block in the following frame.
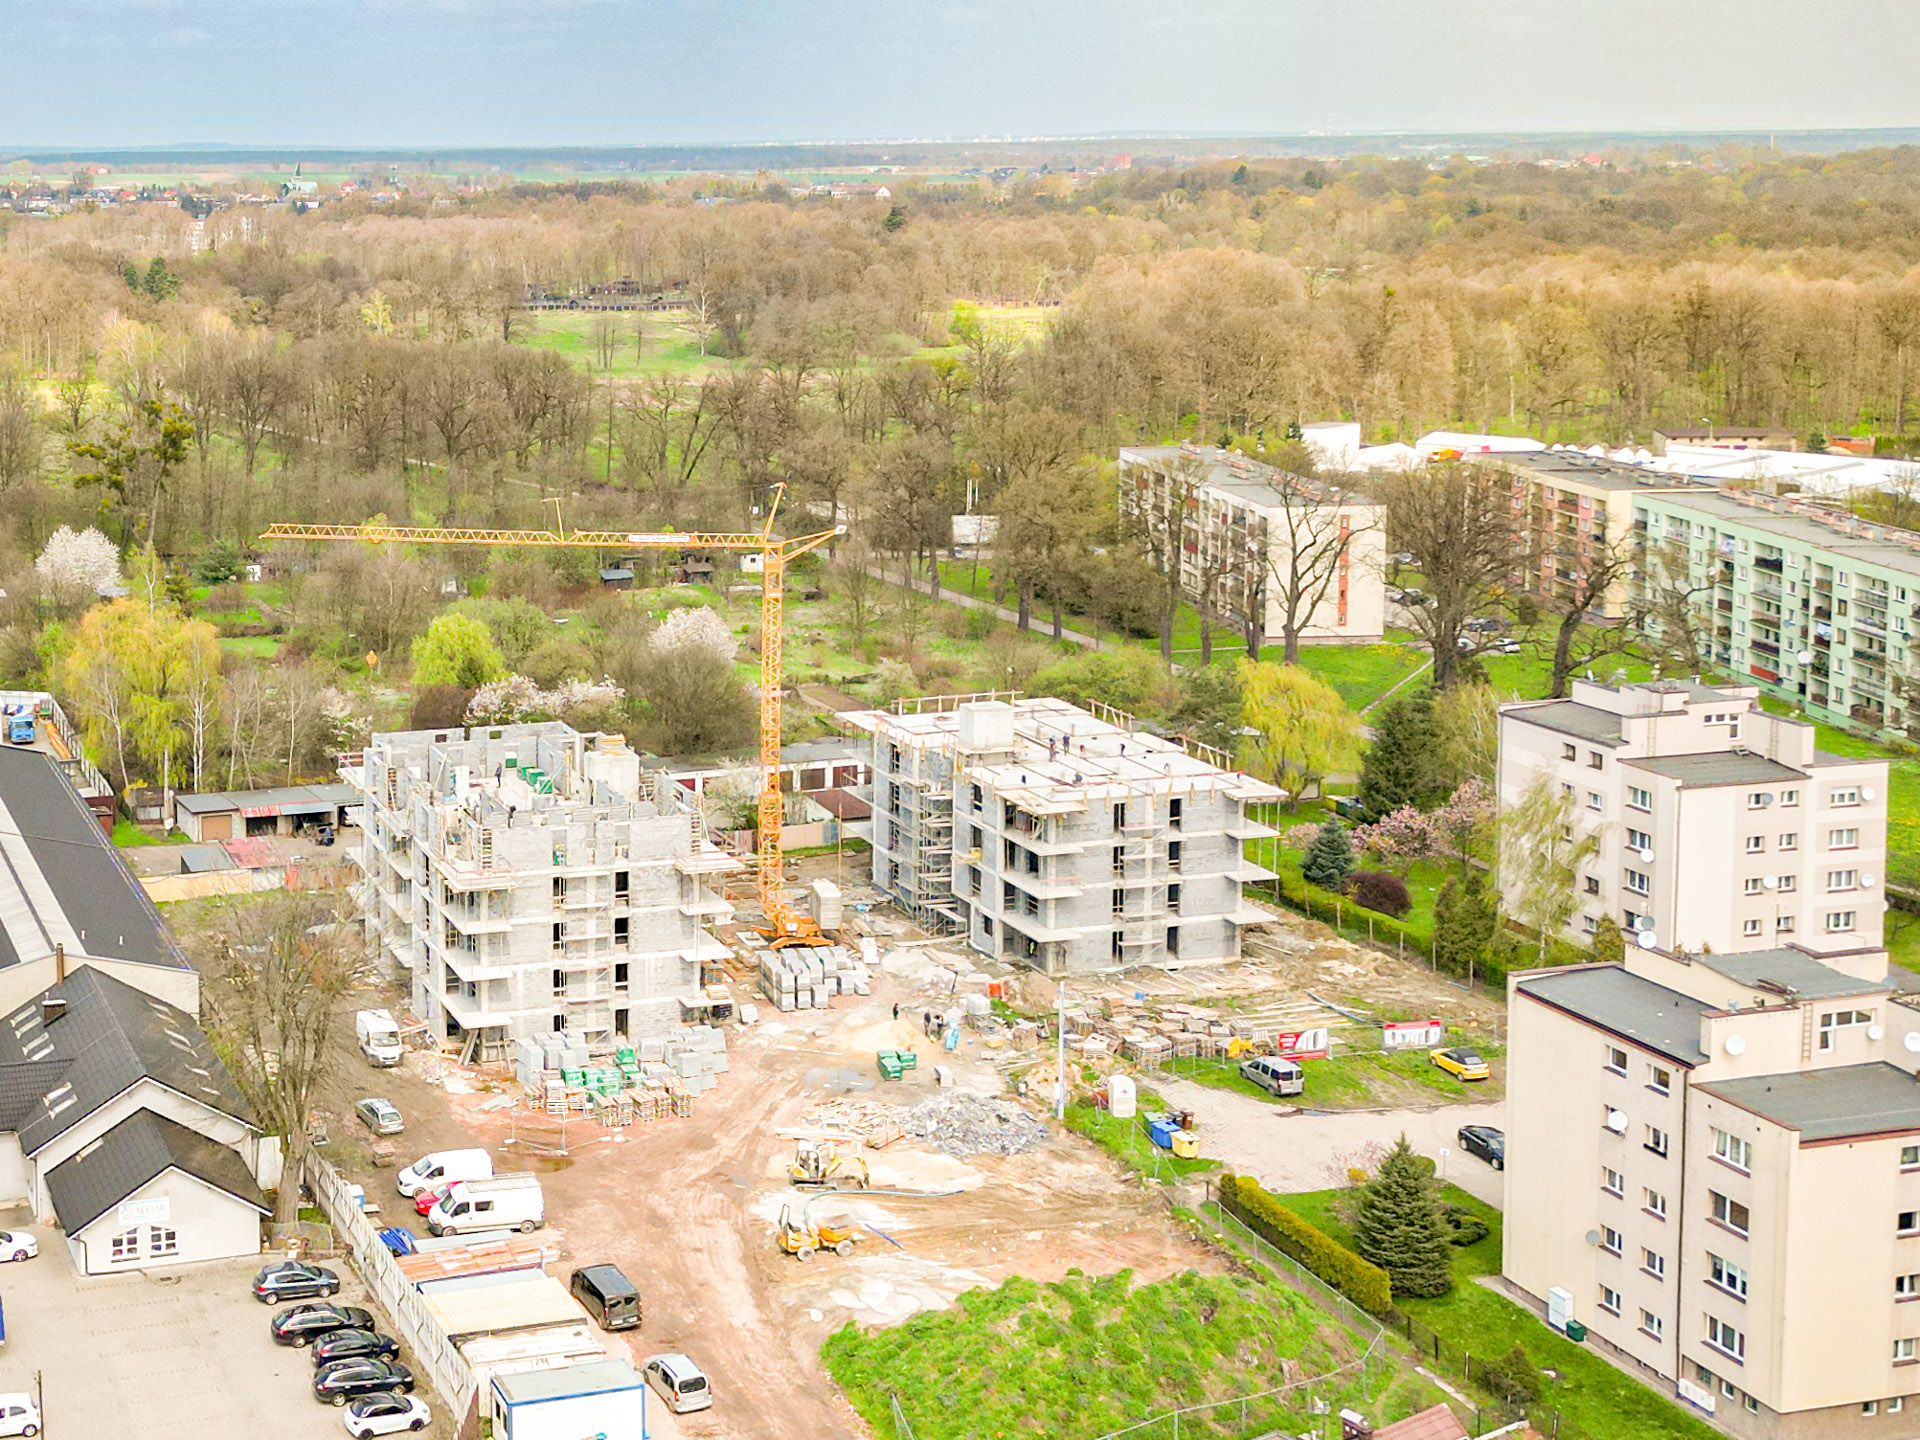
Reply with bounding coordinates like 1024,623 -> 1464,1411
662,1025 -> 729,1095
756,944 -> 871,1012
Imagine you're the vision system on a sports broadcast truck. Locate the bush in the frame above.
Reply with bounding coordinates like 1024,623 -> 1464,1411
1300,822 -> 1357,890
1219,1173 -> 1393,1315
1445,1205 -> 1490,1247
1349,869 -> 1412,918
1476,1343 -> 1543,1404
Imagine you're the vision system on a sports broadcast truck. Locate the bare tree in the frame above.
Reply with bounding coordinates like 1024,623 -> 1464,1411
1377,463 -> 1515,689
197,892 -> 369,1225
1257,468 -> 1376,665
1639,536 -> 1718,676
1542,532 -> 1638,699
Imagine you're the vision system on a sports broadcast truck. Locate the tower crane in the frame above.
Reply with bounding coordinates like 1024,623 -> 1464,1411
262,489 -> 845,945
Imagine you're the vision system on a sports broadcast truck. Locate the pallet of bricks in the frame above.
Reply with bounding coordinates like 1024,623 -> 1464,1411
757,944 -> 873,1012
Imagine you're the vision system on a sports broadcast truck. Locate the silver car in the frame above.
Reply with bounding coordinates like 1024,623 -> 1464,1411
643,1353 -> 712,1413
1238,1055 -> 1305,1097
353,1098 -> 404,1136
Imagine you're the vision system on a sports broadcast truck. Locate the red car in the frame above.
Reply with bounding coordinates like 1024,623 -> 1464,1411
415,1183 -> 454,1218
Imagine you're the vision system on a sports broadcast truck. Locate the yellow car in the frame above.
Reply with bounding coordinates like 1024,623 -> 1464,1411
1430,1047 -> 1491,1082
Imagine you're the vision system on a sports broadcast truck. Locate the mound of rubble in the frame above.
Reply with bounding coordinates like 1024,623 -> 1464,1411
902,1093 -> 1050,1158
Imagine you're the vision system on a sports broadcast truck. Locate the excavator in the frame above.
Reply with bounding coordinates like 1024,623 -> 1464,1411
789,1138 -> 870,1190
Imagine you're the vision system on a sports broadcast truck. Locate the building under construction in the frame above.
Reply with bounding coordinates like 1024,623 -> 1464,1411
345,723 -> 739,1061
854,697 -> 1281,974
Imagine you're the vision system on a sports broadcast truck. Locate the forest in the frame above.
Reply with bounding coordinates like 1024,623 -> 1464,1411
5,143 -> 1920,796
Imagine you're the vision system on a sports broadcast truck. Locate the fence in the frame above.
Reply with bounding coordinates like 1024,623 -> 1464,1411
303,1152 -> 479,1429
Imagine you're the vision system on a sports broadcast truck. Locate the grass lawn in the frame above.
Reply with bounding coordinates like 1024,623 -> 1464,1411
111,819 -> 165,848
514,309 -> 744,379
218,635 -> 283,660
1159,1045 -> 1496,1112
1063,1094 -> 1218,1180
1271,1188 -> 1720,1440
822,1267 -> 1382,1440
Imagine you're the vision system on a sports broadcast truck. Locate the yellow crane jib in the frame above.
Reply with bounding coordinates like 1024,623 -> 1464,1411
261,490 -> 845,947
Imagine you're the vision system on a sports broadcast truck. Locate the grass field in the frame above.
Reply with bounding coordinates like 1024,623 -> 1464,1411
516,309 -> 744,379
1156,1046 -> 1493,1110
1063,1094 -> 1220,1181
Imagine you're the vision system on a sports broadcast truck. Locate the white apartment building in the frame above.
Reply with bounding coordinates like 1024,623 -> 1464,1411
1117,445 -> 1386,649
1506,940 -> 1920,1439
346,723 -> 739,1060
853,697 -> 1280,973
1497,679 -> 1888,960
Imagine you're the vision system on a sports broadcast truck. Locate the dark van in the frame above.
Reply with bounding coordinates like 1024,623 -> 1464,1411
570,1264 -> 642,1331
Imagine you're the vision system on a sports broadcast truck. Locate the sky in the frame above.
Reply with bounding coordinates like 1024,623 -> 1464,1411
6,0 -> 1919,148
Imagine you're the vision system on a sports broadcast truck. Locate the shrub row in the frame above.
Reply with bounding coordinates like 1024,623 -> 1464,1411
1219,1172 -> 1393,1316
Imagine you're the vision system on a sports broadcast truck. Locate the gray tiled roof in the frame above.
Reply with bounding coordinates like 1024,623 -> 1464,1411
1699,1063 -> 1920,1143
44,1109 -> 266,1234
1623,752 -> 1807,787
1691,948 -> 1889,1002
1515,964 -> 1711,1064
1508,701 -> 1624,747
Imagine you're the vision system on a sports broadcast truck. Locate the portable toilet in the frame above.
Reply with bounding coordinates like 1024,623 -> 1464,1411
1108,1073 -> 1137,1119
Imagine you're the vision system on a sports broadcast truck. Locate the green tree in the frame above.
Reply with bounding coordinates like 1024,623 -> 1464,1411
1353,1135 -> 1455,1299
1168,664 -> 1244,754
1301,821 -> 1357,891
142,256 -> 179,301
67,399 -> 195,545
1356,692 -> 1442,822
1590,912 -> 1627,965
628,642 -> 756,755
1500,772 -> 1606,959
1239,660 -> 1361,807
410,613 -> 507,688
1432,871 -> 1500,980
120,259 -> 141,292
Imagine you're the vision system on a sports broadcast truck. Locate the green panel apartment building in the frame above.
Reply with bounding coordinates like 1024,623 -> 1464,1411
1633,489 -> 1920,742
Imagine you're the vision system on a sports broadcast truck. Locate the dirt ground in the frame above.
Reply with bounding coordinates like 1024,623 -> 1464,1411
314,972 -> 1213,1440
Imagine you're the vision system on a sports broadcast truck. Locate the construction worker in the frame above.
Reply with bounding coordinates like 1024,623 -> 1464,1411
892,1002 -> 900,1022
922,1009 -> 932,1036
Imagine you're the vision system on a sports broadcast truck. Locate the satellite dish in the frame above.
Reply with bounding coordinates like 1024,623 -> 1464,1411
1725,1035 -> 1747,1056
1864,786 -> 1879,802
1634,914 -> 1654,932
1796,650 -> 1814,664
1585,1229 -> 1602,1246
1605,1109 -> 1629,1134
1637,931 -> 1659,950
1639,847 -> 1655,863
1870,1025 -> 1886,1041
1863,873 -> 1878,888
1762,875 -> 1779,890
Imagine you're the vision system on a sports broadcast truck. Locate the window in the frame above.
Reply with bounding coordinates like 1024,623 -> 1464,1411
1713,1129 -> 1753,1172
1598,1284 -> 1622,1315
1601,1225 -> 1623,1255
1582,914 -> 1598,933
1780,832 -> 1798,850
1602,1166 -> 1625,1196
1743,918 -> 1763,937
1743,877 -> 1764,895
1646,1125 -> 1670,1158
1781,788 -> 1799,807
1710,1191 -> 1750,1236
1830,826 -> 1860,849
1826,910 -> 1857,934
1708,1254 -> 1749,1299
1584,875 -> 1601,895
1903,1143 -> 1920,1169
1627,785 -> 1652,811
1168,841 -> 1182,871
1776,916 -> 1797,934
1897,1273 -> 1919,1300
1832,787 -> 1861,807
1641,1308 -> 1665,1340
1562,743 -> 1578,761
1865,1401 -> 1879,1416
613,916 -> 629,945
1901,1211 -> 1919,1236
1896,1338 -> 1917,1364
1587,791 -> 1603,811
1605,1046 -> 1628,1075
1626,827 -> 1653,852
1646,1187 -> 1669,1218
1590,751 -> 1605,770
1817,1010 -> 1874,1054
1643,1247 -> 1666,1278
109,1229 -> 139,1262
1649,1065 -> 1671,1095
1625,869 -> 1650,895
1707,1317 -> 1746,1362
1778,875 -> 1796,892
149,1226 -> 177,1257
1745,835 -> 1765,853
1746,792 -> 1771,810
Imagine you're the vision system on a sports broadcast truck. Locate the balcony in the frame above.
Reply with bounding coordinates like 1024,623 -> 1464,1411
1755,555 -> 1785,573
441,987 -> 513,1030
1852,703 -> 1887,727
442,903 -> 511,936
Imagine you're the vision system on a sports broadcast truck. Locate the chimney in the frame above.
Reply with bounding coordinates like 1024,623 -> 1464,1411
39,997 -> 66,1027
53,943 -> 64,983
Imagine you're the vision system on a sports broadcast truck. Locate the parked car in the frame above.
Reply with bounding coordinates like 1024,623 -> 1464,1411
254,1260 -> 341,1303
570,1263 -> 642,1331
0,1394 -> 39,1437
313,1357 -> 415,1406
643,1353 -> 712,1413
395,1148 -> 491,1198
414,1183 -> 454,1218
312,1329 -> 402,1366
1237,1055 -> 1305,1098
0,1232 -> 36,1263
1494,638 -> 1522,654
1458,1124 -> 1505,1170
1430,1047 -> 1492,1082
343,1393 -> 431,1437
355,1097 -> 404,1135
272,1303 -> 376,1347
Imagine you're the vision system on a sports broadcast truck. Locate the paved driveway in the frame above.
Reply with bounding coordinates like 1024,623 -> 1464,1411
1149,1075 -> 1509,1206
0,1222 -> 447,1440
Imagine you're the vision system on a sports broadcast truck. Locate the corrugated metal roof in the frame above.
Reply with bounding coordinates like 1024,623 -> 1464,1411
419,1269 -> 587,1339
492,1357 -> 643,1404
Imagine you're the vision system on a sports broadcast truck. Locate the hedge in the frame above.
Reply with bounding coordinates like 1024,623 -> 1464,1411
1219,1173 -> 1393,1316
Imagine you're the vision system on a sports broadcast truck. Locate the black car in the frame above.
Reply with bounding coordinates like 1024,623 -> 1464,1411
272,1302 -> 376,1347
1458,1124 -> 1505,1170
314,1357 -> 415,1406
311,1329 -> 402,1366
253,1259 -> 340,1304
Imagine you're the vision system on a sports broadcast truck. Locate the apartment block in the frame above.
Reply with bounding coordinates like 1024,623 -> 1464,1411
1498,679 -> 1888,960
346,722 -> 738,1060
1505,938 -> 1920,1439
1633,488 -> 1920,743
854,697 -> 1280,973
1117,445 -> 1386,648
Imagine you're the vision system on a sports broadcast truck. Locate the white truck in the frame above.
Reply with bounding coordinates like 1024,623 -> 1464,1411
426,1173 -> 545,1236
396,1148 -> 493,1197
356,1009 -> 403,1067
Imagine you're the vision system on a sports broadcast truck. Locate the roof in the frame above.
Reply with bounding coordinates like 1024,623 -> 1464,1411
812,788 -> 872,821
1507,700 -> 1623,747
1372,1404 -> 1470,1440
43,1108 -> 267,1233
1635,488 -> 1920,578
1515,965 -> 1712,1065
418,1268 -> 587,1339
0,967 -> 255,1154
0,747 -> 186,974
1699,1063 -> 1920,1143
1624,752 -> 1807,787
780,739 -> 864,765
174,783 -> 354,817
1691,948 -> 1888,1002
176,845 -> 236,875
491,1358 -> 642,1405
1497,449 -> 1701,493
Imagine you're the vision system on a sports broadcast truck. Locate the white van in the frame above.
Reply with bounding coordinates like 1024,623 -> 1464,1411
1238,1055 -> 1306,1097
396,1148 -> 493,1198
425,1173 -> 544,1236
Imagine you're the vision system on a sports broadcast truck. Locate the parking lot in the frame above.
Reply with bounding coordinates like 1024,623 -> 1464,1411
0,1215 -> 450,1440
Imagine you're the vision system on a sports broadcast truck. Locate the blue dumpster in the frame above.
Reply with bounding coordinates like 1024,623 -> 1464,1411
1148,1118 -> 1176,1150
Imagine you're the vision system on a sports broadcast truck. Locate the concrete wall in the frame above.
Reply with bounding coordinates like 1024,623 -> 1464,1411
69,1169 -> 262,1275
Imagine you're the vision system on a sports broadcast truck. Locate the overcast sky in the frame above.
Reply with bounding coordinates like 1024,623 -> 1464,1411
6,0 -> 1917,147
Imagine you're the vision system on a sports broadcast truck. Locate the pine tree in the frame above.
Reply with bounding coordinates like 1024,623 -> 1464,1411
1356,692 -> 1441,822
1432,870 -> 1499,978
1354,1135 -> 1456,1299
1301,821 -> 1357,890
1590,913 -> 1626,965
